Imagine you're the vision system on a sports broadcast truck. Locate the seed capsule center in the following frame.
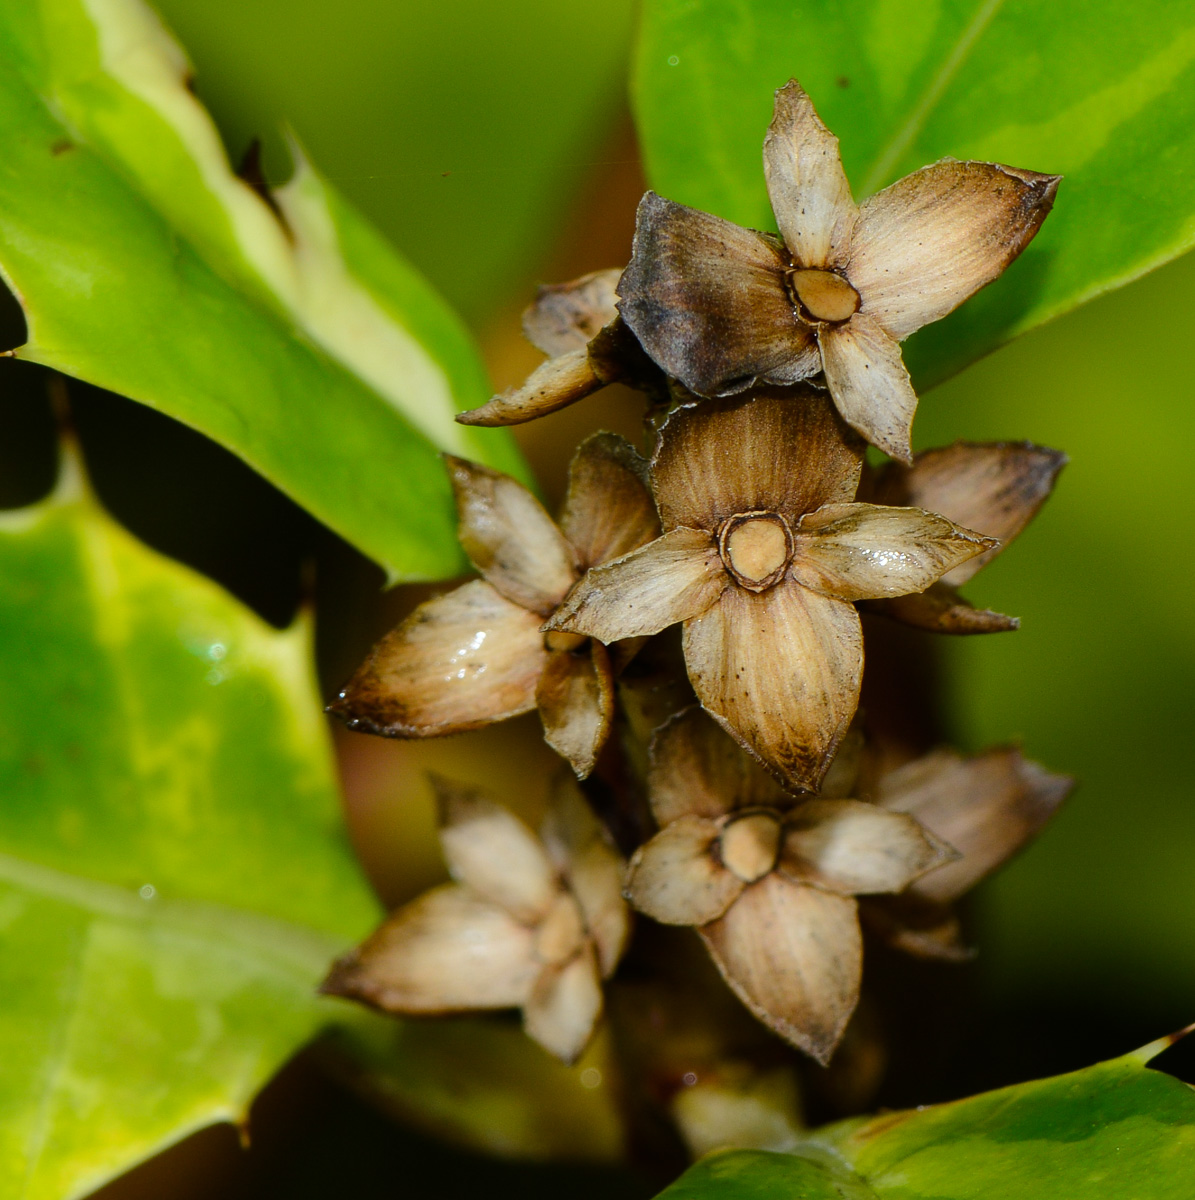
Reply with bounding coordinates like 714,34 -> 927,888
534,892 -> 586,965
720,812 -> 782,883
787,268 -> 860,323
720,513 -> 792,591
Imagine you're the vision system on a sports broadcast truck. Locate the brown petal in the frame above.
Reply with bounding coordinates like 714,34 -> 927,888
864,583 -> 1020,635
779,799 -> 956,896
559,432 -> 659,570
847,160 -> 1060,341
455,347 -> 605,428
819,724 -> 864,800
792,502 -> 996,601
537,642 -> 614,779
819,314 -> 918,464
871,442 -> 1067,586
522,268 -> 622,356
859,896 -> 972,963
683,581 -> 862,792
523,946 -> 604,1064
699,874 -> 861,1065
546,528 -> 727,644
647,706 -> 791,827
625,815 -> 744,926
432,776 -> 559,923
651,390 -> 863,533
541,774 -> 629,978
329,580 -> 545,737
447,457 -> 578,614
877,747 -> 1073,904
322,883 -> 538,1013
617,191 -> 819,398
763,80 -> 857,269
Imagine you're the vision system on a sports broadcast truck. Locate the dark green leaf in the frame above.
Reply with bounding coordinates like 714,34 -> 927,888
0,0 -> 527,583
634,0 -> 1195,387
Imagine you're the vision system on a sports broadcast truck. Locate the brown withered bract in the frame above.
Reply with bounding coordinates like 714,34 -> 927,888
860,746 -> 1073,959
624,709 -> 955,1065
618,80 -> 1060,463
323,774 -> 629,1064
861,441 -> 1067,634
545,388 -> 996,791
456,268 -> 663,427
329,432 -> 659,777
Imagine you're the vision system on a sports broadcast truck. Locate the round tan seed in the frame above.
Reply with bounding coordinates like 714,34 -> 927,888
788,268 -> 860,323
720,812 -> 782,883
534,892 -> 586,964
544,629 -> 588,654
724,517 -> 790,585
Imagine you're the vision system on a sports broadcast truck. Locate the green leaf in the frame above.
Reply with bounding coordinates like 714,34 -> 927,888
151,0 -> 637,324
0,443 -> 381,1200
634,0 -> 1195,387
0,0 -> 526,583
653,1037 -> 1195,1200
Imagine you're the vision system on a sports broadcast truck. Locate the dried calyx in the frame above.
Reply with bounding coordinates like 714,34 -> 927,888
327,74 -> 1070,1084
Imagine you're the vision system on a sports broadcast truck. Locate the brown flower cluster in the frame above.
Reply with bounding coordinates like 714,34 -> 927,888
325,79 -> 1070,1086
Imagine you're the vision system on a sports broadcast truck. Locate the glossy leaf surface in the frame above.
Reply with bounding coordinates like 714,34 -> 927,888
634,0 -> 1195,388
0,449 -> 381,1200
653,1038 -> 1195,1199
0,0 -> 525,583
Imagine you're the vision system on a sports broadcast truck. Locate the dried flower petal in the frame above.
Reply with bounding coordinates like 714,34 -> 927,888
618,192 -> 820,397
541,775 -> 629,978
625,814 -> 744,926
651,390 -> 862,533
792,502 -> 996,601
559,432 -> 658,570
647,706 -> 789,827
818,313 -> 919,464
870,441 -> 1067,586
848,160 -> 1061,341
865,583 -> 1019,634
522,268 -> 622,356
523,945 -> 604,1063
536,642 -> 614,779
329,579 -> 545,737
447,457 -> 578,615
433,776 -> 558,923
546,527 -> 728,644
779,799 -> 955,895
763,80 -> 856,268
455,348 -> 606,428
683,581 -> 862,791
322,884 -> 539,1013
700,873 -> 861,1065
877,747 -> 1072,904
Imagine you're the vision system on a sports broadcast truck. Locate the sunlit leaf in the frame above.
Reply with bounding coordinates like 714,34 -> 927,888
0,0 -> 526,583
653,1036 -> 1195,1200
634,0 -> 1195,388
0,442 -> 381,1200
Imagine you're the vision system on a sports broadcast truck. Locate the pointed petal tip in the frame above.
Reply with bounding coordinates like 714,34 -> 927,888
319,951 -> 364,999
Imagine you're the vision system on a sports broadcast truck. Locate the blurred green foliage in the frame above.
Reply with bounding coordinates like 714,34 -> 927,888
153,0 -> 636,323
924,247 -> 1195,1015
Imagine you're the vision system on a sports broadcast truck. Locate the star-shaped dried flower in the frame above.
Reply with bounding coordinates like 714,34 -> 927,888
323,774 -> 629,1063
861,745 -> 1073,959
624,709 -> 955,1063
545,388 -> 995,790
618,80 -> 1060,462
862,440 -> 1066,633
330,432 -> 659,777
456,269 -> 662,427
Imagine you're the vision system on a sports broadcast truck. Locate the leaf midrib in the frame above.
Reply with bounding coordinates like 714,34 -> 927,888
858,0 -> 1007,196
0,851 -> 345,978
